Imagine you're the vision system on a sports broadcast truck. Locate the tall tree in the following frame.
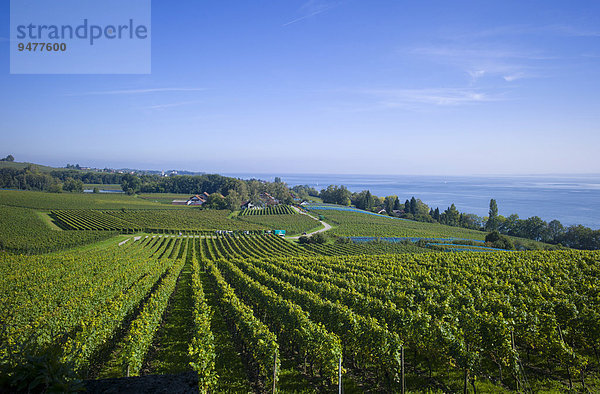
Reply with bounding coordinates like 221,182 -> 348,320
393,196 -> 401,211
410,196 -> 417,215
365,190 -> 374,210
384,195 -> 396,214
486,199 -> 499,231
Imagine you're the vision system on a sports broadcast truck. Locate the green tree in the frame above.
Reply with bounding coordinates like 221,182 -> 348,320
547,219 -> 565,243
121,174 -> 141,194
63,178 -> 83,193
486,199 -> 499,231
204,193 -> 227,210
522,216 -> 548,241
365,191 -> 374,210
410,197 -> 417,215
393,196 -> 401,211
384,196 -> 397,215
225,189 -> 242,211
442,204 -> 460,226
433,207 -> 440,221
485,231 -> 514,250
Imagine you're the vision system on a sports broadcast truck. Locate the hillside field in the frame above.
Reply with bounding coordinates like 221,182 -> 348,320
1,190 -> 598,393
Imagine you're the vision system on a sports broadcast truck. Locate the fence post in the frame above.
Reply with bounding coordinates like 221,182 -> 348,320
401,345 -> 405,394
272,353 -> 278,394
338,356 -> 342,394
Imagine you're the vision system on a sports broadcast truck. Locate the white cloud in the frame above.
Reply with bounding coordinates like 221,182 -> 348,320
503,73 -> 527,82
69,88 -> 206,96
147,101 -> 202,110
283,1 -> 340,26
366,88 -> 497,107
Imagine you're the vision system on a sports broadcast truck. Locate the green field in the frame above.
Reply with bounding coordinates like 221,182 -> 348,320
137,193 -> 197,204
106,209 -> 266,232
0,205 -> 116,253
2,233 -> 598,392
237,213 -> 321,235
1,190 -> 598,393
0,160 -> 57,172
0,190 -> 182,210
314,209 -> 487,239
300,240 -> 428,255
83,183 -> 123,191
238,205 -> 296,216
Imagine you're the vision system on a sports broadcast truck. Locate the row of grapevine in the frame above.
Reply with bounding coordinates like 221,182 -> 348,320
228,258 -> 403,386
204,260 -> 280,389
0,235 -> 187,384
239,205 -> 296,216
122,243 -> 187,375
188,242 -> 217,392
301,240 -> 426,255
0,205 -> 116,254
214,258 -> 342,383
253,251 -> 600,391
195,234 -> 314,260
312,209 -> 485,240
61,256 -> 176,370
51,210 -> 140,232
1,239 -> 168,353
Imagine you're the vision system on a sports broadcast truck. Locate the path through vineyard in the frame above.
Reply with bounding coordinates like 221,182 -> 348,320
288,206 -> 332,239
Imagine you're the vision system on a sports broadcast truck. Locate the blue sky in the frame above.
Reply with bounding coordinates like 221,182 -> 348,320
1,1 -> 599,175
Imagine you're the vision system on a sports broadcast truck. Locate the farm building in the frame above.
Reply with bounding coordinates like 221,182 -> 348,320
240,192 -> 280,210
171,194 -> 207,206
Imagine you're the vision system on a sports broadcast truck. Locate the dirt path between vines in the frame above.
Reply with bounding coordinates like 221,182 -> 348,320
287,206 -> 332,240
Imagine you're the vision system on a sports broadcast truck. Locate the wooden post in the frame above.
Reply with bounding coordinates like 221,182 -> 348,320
338,356 -> 342,394
401,345 -> 405,394
511,330 -> 519,391
273,353 -> 278,394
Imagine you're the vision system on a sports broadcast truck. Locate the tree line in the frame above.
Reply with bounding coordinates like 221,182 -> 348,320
0,166 -> 295,211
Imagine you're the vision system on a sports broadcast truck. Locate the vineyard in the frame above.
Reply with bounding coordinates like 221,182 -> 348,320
239,205 -> 296,216
1,190 -> 599,392
237,213 -> 321,236
48,209 -> 267,233
300,240 -> 428,255
1,230 -> 599,392
0,205 -> 116,253
0,190 -> 183,210
313,209 -> 488,240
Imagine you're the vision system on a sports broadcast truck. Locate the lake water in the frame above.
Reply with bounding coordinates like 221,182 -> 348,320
224,173 -> 600,229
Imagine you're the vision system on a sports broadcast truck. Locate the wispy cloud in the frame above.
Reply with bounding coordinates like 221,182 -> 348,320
410,46 -> 553,62
409,45 -> 546,83
69,88 -> 206,96
365,88 -> 500,107
503,73 -> 527,82
283,0 -> 340,27
147,101 -> 202,110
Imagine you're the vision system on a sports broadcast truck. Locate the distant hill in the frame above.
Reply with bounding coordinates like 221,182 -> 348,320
0,161 -> 58,172
0,160 -> 205,176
